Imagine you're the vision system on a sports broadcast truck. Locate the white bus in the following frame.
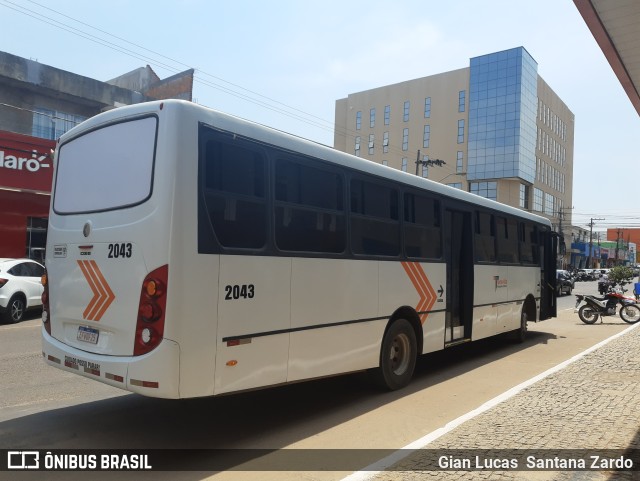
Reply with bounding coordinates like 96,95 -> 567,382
42,100 -> 557,399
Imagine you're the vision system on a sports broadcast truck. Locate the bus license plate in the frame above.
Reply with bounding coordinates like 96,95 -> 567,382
77,326 -> 99,344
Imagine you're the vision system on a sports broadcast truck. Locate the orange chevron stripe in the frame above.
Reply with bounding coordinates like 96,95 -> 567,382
77,260 -> 116,321
401,261 -> 437,324
78,260 -> 100,319
89,261 -> 115,321
84,261 -> 103,320
85,261 -> 108,320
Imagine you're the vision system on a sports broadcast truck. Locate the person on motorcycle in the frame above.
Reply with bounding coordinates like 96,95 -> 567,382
598,272 -> 610,295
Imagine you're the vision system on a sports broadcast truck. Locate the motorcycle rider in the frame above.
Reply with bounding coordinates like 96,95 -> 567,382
598,271 -> 610,295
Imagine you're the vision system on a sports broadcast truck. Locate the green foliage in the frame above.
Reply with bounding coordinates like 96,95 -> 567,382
608,266 -> 634,286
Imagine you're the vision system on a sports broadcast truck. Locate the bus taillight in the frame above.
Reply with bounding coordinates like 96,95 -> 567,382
42,271 -> 51,335
134,265 -> 168,356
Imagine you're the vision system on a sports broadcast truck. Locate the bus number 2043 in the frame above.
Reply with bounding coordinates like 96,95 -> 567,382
108,242 -> 132,258
224,284 -> 255,300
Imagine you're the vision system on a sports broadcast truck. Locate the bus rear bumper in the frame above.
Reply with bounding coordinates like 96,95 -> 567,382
42,327 -> 180,399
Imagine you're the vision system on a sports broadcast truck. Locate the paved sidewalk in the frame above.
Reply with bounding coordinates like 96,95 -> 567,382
368,322 -> 640,481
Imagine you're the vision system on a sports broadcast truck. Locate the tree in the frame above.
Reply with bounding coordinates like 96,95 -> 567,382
608,266 -> 634,288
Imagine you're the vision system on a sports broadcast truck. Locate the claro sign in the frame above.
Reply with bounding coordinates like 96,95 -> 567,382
0,130 -> 56,193
0,150 -> 50,172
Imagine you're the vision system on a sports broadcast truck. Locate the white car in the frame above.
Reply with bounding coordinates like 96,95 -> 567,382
0,258 -> 45,323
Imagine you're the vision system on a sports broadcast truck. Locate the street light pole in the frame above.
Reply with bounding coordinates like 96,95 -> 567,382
587,217 -> 605,269
414,150 -> 446,176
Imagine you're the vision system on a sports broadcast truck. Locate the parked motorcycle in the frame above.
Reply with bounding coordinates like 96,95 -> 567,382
575,290 -> 640,324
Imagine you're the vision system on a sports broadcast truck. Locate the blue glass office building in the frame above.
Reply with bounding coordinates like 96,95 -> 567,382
467,47 -> 538,183
335,44 -> 573,230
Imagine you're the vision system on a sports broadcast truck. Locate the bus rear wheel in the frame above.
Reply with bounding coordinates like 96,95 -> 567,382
511,309 -> 528,343
373,319 -> 417,391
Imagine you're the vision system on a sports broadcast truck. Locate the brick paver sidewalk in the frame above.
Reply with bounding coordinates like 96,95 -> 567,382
368,323 -> 640,481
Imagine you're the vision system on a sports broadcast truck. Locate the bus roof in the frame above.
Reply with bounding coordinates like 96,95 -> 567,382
60,99 -> 552,228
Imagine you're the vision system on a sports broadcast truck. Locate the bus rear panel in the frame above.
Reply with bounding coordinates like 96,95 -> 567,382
43,106 -> 182,398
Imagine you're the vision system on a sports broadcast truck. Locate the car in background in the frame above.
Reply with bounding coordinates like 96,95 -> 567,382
556,269 -> 574,296
0,258 -> 45,323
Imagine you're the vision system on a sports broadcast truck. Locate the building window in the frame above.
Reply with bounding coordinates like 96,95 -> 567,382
401,158 -> 408,172
32,108 -> 86,140
356,111 -> 362,130
370,108 -> 376,128
402,128 -> 409,151
456,151 -> 464,173
458,90 -> 466,112
421,156 -> 429,178
544,192 -> 554,216
403,101 -> 410,122
470,181 -> 497,201
424,97 -> 431,118
422,125 -> 430,148
384,105 -> 390,125
447,182 -> 463,190
533,188 -> 543,212
457,119 -> 465,144
383,131 -> 389,154
368,134 -> 375,155
382,160 -> 388,166
354,136 -> 361,156
519,184 -> 530,209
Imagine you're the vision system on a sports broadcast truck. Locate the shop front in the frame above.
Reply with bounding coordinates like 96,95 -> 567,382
0,131 -> 55,261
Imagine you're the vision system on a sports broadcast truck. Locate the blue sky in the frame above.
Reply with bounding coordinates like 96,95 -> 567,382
2,0 -> 639,233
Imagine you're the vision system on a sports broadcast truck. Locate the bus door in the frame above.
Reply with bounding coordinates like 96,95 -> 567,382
444,209 -> 474,344
539,229 -> 558,320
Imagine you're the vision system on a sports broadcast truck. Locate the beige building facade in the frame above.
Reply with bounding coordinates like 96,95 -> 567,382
334,47 -> 574,239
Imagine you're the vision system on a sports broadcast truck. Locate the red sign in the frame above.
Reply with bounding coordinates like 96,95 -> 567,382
0,130 -> 56,192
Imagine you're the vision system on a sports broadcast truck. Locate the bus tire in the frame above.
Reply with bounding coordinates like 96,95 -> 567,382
373,319 -> 417,391
512,309 -> 528,343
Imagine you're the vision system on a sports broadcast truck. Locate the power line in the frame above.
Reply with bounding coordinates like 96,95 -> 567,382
0,102 -> 84,124
0,0 -> 415,158
2,0 -> 342,140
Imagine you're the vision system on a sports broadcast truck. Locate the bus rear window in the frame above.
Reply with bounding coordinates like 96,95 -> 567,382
54,116 -> 157,214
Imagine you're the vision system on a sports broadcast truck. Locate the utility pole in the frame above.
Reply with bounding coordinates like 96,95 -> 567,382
557,208 -> 565,269
559,206 -> 574,268
615,228 -> 622,266
587,218 -> 605,269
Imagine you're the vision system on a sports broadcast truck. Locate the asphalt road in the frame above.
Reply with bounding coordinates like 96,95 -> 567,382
0,280 -> 631,481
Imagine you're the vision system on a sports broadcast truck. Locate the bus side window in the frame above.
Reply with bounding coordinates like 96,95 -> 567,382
403,192 -> 442,259
519,222 -> 539,265
496,216 -> 518,263
203,140 -> 267,249
274,158 -> 346,253
474,211 -> 496,263
350,178 -> 400,257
